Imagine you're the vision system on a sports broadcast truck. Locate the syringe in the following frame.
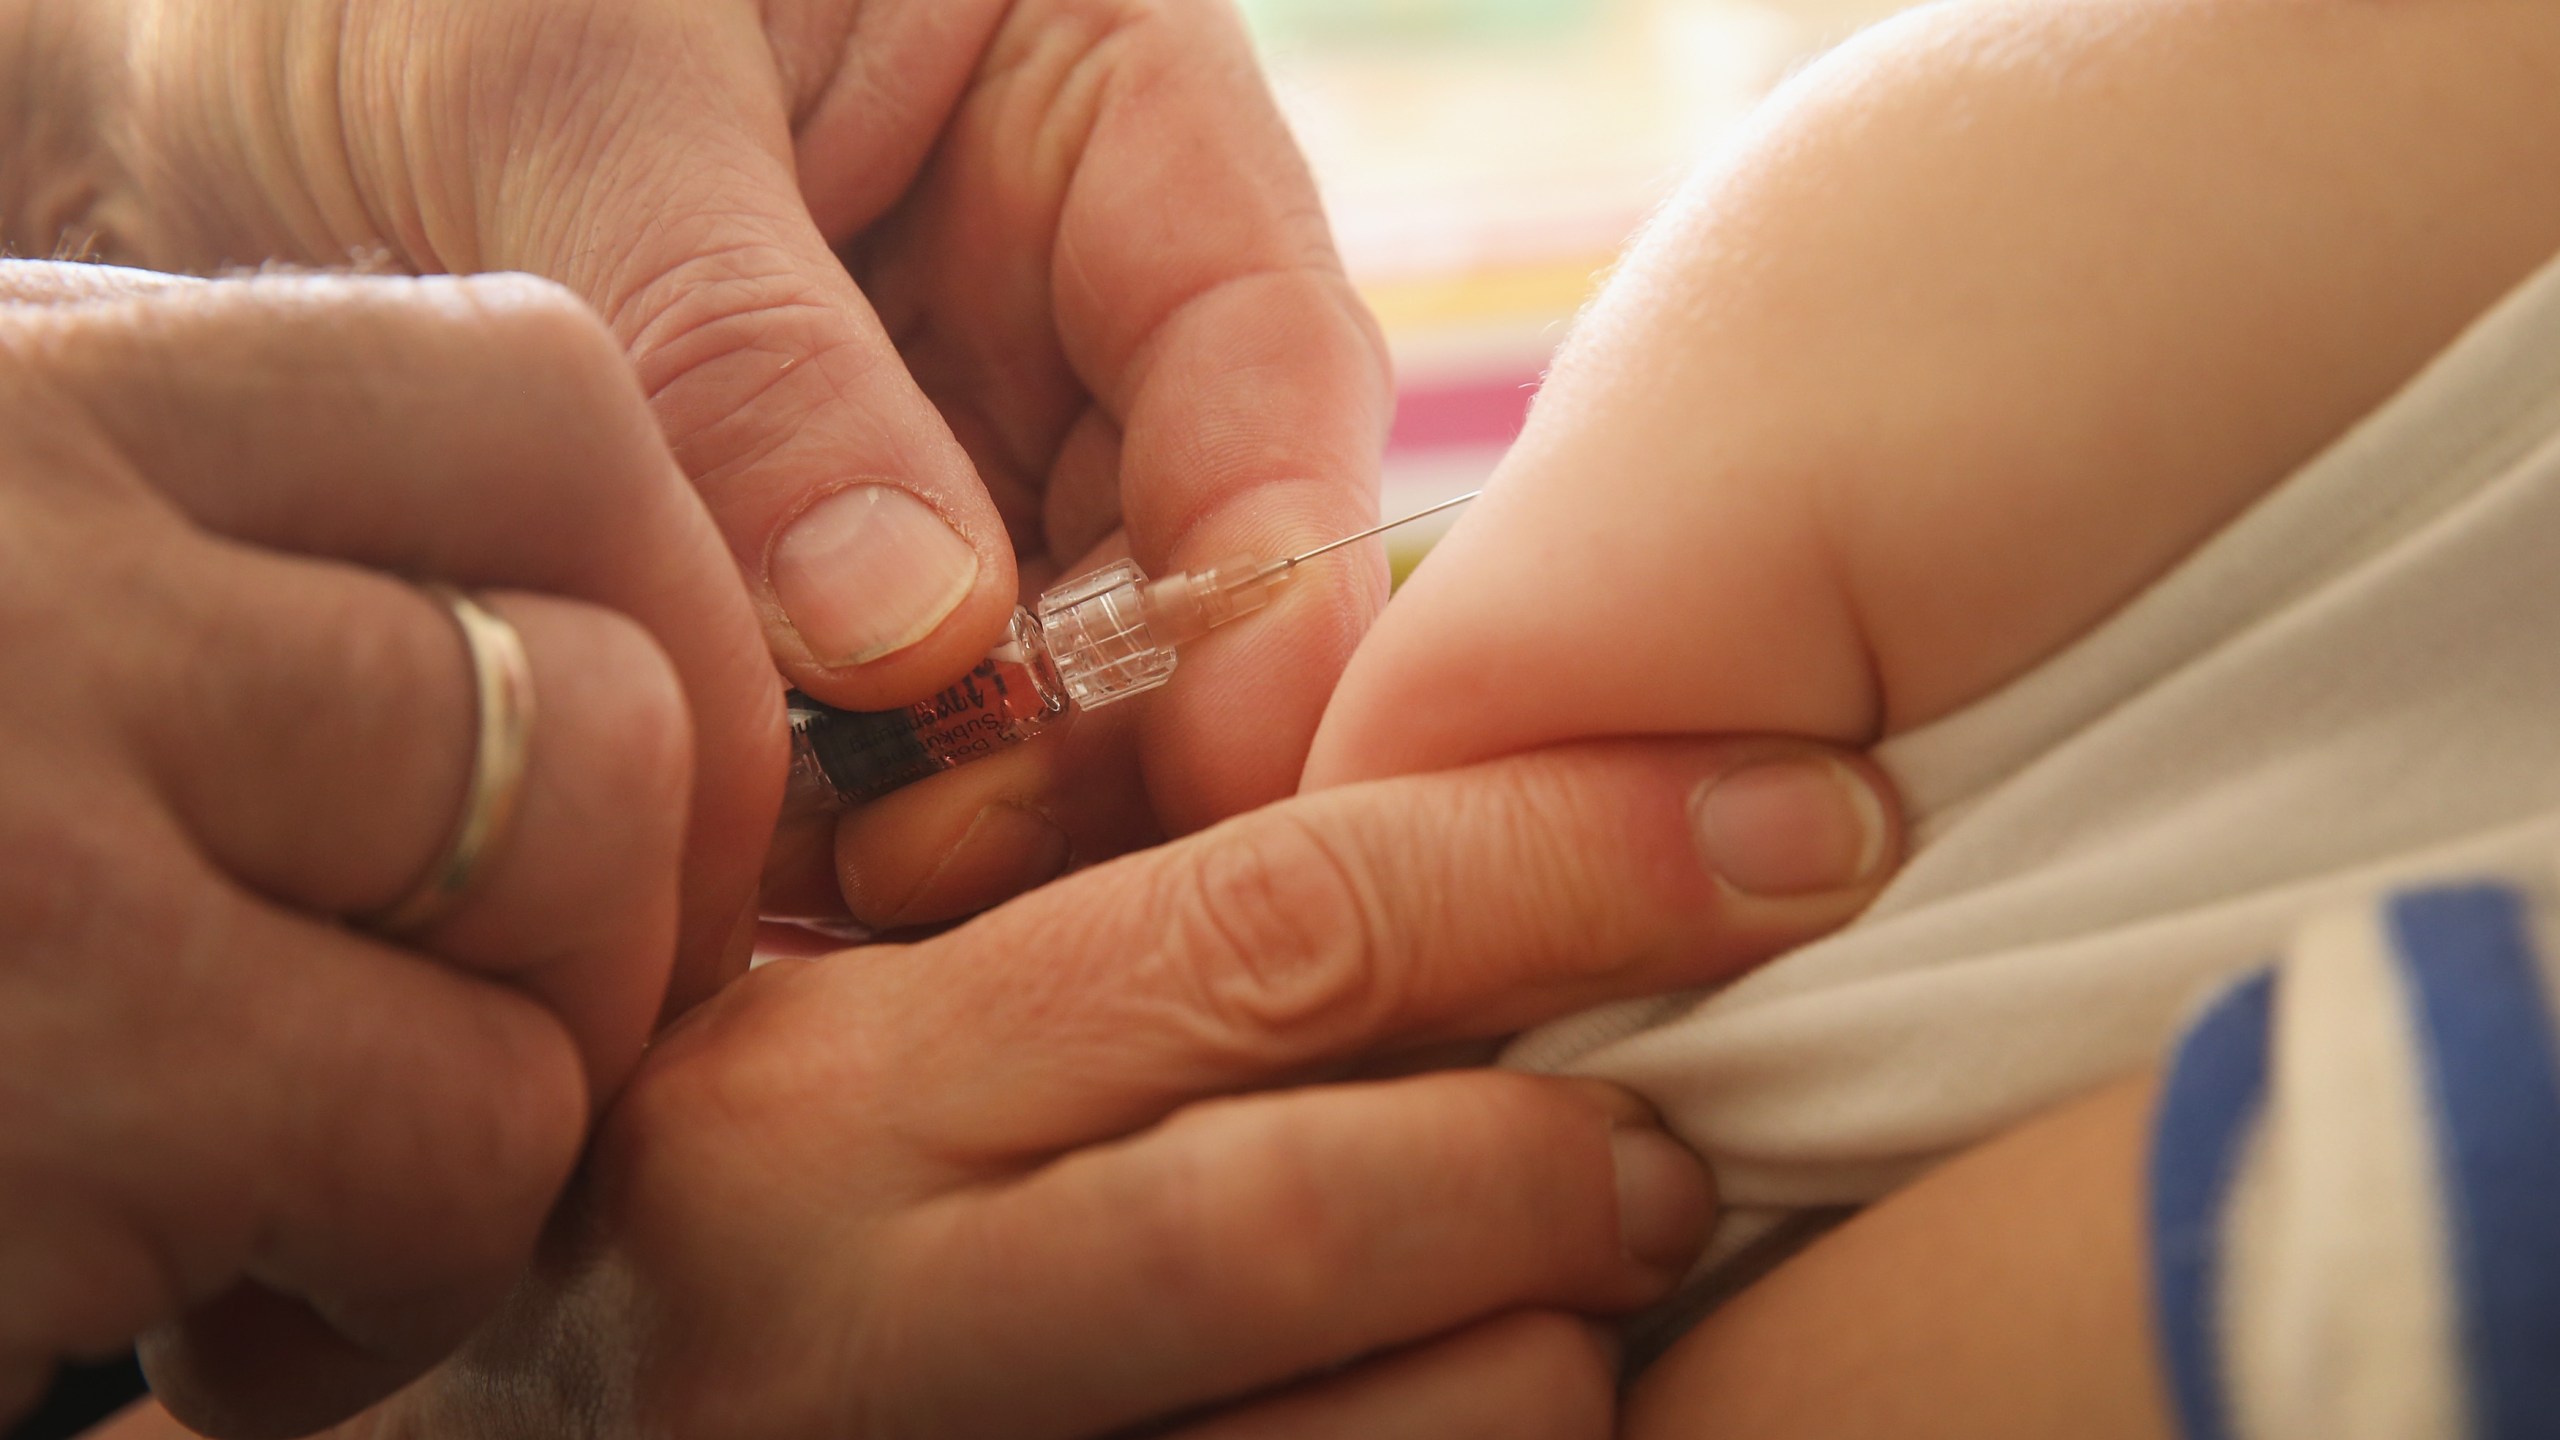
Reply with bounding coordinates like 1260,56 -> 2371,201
784,491 -> 1481,813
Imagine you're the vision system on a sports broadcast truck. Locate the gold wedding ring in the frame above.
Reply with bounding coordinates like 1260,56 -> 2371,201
361,584 -> 537,937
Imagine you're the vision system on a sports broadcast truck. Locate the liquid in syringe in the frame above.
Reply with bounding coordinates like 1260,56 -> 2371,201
785,492 -> 1479,812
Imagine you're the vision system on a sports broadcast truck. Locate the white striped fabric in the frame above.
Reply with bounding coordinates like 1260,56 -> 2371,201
2152,874 -> 2560,1440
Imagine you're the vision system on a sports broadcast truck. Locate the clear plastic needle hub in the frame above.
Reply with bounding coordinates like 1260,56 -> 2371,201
1040,489 -> 1483,710
788,490 -> 1482,811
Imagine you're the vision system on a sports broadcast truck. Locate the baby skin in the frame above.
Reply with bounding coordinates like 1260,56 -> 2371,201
1305,1 -> 2560,1435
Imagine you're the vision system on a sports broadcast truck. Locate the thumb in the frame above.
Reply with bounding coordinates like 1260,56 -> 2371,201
868,736 -> 1903,1158
505,68 -> 1016,709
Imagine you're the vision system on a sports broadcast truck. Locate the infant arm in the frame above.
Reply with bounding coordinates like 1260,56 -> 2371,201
1306,0 -> 2560,790
1623,1074 -> 2170,1440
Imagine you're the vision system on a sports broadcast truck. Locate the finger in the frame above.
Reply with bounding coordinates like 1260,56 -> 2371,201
22,273 -> 781,1012
814,529 -> 1162,929
830,745 -> 1082,932
854,1072 -> 1706,1440
852,0 -> 1394,832
487,7 -> 1019,707
143,1286 -> 432,1440
8,852 -> 585,1435
824,698 -> 1160,930
110,540 -> 690,1093
1045,0 -> 1393,829
86,1401 -> 189,1440
1162,1312 -> 1618,1440
0,260 -> 192,306
873,736 -> 1899,1155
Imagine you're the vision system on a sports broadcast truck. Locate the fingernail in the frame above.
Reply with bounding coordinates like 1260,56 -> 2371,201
1611,1124 -> 1713,1273
771,485 -> 980,666
1689,756 -> 1890,897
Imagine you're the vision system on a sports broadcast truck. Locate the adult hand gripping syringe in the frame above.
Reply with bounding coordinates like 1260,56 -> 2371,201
785,491 -> 1482,813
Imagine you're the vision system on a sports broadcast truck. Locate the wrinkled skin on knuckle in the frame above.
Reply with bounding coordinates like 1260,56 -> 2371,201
1435,758 -> 1663,990
986,0 -> 1166,87
1148,809 -> 1396,1061
448,0 -> 668,179
979,0 -> 1156,171
613,252 -> 884,497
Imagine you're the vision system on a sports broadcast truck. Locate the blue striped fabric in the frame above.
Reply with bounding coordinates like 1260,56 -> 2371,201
2150,880 -> 2560,1440
2391,887 -> 2560,1440
2148,967 -> 2275,1440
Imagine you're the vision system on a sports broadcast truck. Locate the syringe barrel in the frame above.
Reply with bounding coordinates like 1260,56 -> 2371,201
781,554 -> 1282,815
781,495 -> 1469,817
784,607 -> 1068,811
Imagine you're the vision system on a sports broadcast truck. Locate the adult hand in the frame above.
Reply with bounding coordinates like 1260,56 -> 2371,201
0,263 -> 777,1436
28,0 -> 1394,930
265,736 -> 1896,1440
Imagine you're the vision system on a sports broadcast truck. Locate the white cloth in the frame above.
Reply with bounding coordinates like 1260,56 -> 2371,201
1506,243 -> 2560,1275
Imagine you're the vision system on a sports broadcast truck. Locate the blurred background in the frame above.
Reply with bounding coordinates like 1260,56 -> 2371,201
1239,0 -> 1920,569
